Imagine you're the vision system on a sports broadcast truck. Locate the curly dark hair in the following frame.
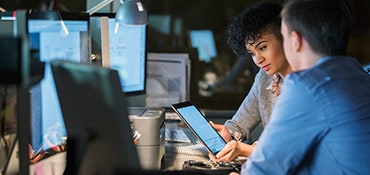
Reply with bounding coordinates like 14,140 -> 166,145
226,2 -> 283,58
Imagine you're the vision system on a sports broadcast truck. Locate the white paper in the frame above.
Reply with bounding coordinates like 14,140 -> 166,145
146,53 -> 190,107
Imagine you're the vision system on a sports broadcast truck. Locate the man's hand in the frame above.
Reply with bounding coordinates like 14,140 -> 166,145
209,121 -> 232,142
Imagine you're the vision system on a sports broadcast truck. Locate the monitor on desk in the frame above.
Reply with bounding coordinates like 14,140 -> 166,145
146,52 -> 190,108
91,13 -> 147,96
188,29 -> 217,63
27,11 -> 89,156
51,60 -> 141,174
90,13 -> 147,107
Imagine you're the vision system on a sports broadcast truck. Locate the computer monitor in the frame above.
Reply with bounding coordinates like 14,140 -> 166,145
146,52 -> 190,108
26,11 -> 89,156
0,11 -> 17,36
91,13 -> 147,96
188,29 -> 217,63
50,60 -> 141,174
148,14 -> 171,35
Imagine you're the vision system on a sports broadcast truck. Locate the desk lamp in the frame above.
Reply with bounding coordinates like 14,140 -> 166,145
115,0 -> 147,33
115,0 -> 147,25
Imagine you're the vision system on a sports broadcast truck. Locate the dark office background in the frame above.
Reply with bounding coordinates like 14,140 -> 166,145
141,0 -> 370,110
1,0 -> 369,110
142,0 -> 370,66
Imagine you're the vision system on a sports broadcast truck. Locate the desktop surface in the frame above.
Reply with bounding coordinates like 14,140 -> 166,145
28,110 -> 242,174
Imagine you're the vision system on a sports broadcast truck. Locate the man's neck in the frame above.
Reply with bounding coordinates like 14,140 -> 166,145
280,65 -> 293,77
296,49 -> 324,71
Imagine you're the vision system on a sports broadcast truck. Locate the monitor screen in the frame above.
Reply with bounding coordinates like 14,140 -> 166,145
27,11 -> 89,156
189,29 -> 217,63
91,13 -> 147,95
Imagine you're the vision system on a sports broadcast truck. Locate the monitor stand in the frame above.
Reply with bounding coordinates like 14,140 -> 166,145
126,94 -> 146,107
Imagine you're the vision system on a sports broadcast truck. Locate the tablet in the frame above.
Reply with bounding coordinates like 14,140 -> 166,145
171,101 -> 227,157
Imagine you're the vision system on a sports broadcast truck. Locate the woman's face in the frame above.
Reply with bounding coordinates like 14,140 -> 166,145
246,32 -> 290,76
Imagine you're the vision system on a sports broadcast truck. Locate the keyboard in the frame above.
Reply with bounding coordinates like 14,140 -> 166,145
165,128 -> 192,143
182,159 -> 245,173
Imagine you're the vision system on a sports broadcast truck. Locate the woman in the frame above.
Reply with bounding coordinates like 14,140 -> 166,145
210,2 -> 292,162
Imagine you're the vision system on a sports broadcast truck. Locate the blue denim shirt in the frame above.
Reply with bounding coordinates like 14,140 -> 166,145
243,56 -> 370,174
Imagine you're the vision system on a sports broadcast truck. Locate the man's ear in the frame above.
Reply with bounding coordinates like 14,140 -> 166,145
291,31 -> 302,52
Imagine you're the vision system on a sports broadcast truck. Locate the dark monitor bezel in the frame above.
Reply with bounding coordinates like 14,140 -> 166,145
50,60 -> 141,174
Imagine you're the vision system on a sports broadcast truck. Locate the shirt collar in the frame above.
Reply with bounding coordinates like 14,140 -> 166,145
266,72 -> 284,91
315,56 -> 331,66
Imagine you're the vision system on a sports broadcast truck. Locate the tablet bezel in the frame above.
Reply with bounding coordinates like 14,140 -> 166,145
171,101 -> 227,157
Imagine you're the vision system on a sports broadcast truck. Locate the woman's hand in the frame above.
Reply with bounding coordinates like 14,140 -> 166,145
214,140 -> 257,162
209,121 -> 232,142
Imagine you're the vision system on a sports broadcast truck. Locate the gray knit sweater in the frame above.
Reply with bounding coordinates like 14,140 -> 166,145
224,69 -> 277,141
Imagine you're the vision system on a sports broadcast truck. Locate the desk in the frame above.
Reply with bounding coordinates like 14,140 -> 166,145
162,120 -> 209,171
30,152 -> 66,175
27,120 -> 209,174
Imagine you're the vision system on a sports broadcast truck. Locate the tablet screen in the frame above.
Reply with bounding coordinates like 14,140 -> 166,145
172,102 -> 226,155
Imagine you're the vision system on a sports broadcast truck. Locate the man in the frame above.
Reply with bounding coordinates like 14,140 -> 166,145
236,0 -> 370,174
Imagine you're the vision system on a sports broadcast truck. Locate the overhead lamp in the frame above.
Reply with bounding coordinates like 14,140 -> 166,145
115,0 -> 147,25
87,0 -> 114,15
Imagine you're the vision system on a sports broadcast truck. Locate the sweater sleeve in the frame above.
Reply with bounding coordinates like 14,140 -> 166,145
224,70 -> 272,141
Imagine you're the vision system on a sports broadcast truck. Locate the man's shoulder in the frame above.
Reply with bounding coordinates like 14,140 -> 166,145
286,56 -> 369,90
297,57 -> 362,76
285,70 -> 323,90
